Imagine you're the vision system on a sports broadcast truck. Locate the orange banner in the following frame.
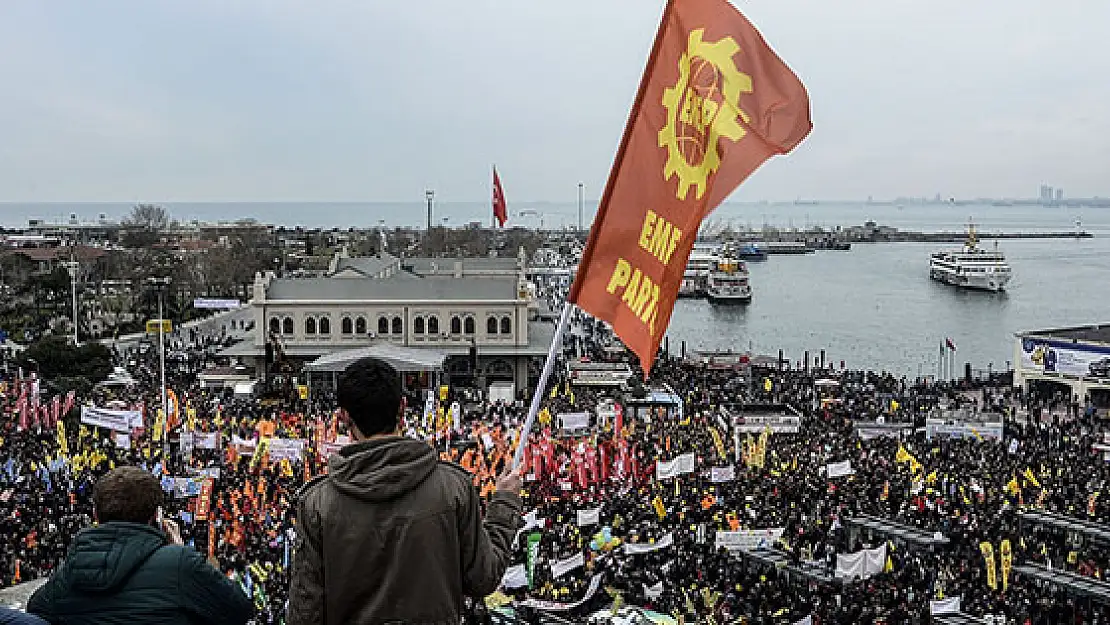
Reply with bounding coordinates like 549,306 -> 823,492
571,0 -> 811,374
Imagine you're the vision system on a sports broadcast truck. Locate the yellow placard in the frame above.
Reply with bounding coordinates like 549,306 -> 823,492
145,319 -> 173,334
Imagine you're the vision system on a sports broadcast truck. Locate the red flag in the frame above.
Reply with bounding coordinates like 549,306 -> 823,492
63,390 -> 75,417
569,0 -> 811,375
946,337 -> 957,351
492,166 -> 508,228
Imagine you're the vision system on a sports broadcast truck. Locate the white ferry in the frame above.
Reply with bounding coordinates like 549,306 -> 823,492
679,248 -> 717,298
707,245 -> 752,304
928,223 -> 1012,292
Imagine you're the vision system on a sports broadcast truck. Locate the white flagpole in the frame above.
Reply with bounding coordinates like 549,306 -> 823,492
512,303 -> 575,468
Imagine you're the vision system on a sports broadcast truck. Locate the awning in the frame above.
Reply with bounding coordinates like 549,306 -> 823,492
304,343 -> 447,373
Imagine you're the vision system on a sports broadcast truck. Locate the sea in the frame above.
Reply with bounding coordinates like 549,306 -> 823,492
2,201 -> 1107,377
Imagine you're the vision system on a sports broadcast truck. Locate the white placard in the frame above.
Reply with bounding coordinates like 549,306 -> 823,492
267,438 -> 307,461
113,433 -> 131,448
576,506 -> 602,527
550,552 -> 585,578
501,564 -> 528,589
710,465 -> 735,483
826,460 -> 855,479
714,528 -> 785,551
656,453 -> 696,480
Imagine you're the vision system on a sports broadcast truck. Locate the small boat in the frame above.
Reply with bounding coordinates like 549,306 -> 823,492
736,243 -> 768,261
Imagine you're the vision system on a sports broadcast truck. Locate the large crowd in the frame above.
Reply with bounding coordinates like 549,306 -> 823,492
2,302 -> 1110,624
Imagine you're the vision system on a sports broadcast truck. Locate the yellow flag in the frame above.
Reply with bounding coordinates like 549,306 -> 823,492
652,495 -> 666,519
1006,476 -> 1020,496
999,539 -> 1012,591
1023,467 -> 1041,488
57,421 -> 69,455
763,378 -> 772,393
980,542 -> 997,590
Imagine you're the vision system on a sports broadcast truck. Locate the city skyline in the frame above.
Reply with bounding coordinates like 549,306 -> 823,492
2,1 -> 1109,203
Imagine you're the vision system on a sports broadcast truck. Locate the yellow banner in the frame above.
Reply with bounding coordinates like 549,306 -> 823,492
980,542 -> 997,590
1000,539 -> 1012,591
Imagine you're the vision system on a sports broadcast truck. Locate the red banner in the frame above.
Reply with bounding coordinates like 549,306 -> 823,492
195,477 -> 215,522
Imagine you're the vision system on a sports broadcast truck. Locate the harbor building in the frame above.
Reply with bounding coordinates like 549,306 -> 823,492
1014,324 -> 1110,408
220,247 -> 553,394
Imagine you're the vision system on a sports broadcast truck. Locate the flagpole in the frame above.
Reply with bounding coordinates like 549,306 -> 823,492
512,302 -> 574,468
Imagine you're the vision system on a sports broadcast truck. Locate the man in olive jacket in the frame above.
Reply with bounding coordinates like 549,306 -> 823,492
286,357 -> 524,625
27,467 -> 253,625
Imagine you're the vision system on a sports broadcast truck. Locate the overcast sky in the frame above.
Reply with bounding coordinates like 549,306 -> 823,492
1,0 -> 1108,203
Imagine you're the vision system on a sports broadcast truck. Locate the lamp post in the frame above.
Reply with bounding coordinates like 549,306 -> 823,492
577,183 -> 584,233
425,190 -> 435,233
147,276 -> 172,460
63,260 -> 79,345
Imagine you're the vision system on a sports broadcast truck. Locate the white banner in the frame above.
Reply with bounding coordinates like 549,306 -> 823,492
558,412 -> 591,432
925,419 -> 1003,442
794,617 -> 813,625
856,422 -> 913,440
644,581 -> 664,600
826,460 -> 855,478
501,564 -> 528,589
710,465 -> 736,483
231,435 -> 257,455
80,407 -> 143,433
734,414 -> 800,433
518,575 -> 602,611
930,596 -> 961,615
656,453 -> 696,480
550,552 -> 585,578
577,506 -> 602,527
194,432 -> 221,449
714,528 -> 785,551
835,544 -> 887,580
450,402 -> 461,431
192,298 -> 242,309
1020,336 -> 1110,379
623,533 -> 674,555
267,438 -> 307,461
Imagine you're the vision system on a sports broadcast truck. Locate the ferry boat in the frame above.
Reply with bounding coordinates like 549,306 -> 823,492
679,248 -> 716,298
707,246 -> 752,304
928,223 -> 1012,292
736,243 -> 768,261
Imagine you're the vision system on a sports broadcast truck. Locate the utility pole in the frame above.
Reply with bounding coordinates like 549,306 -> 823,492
577,182 -> 584,233
425,189 -> 435,255
64,260 -> 79,345
147,277 -> 172,461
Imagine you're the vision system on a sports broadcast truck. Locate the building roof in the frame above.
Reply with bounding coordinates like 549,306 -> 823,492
401,256 -> 520,274
1021,324 -> 1110,345
330,253 -> 400,278
265,274 -> 520,302
305,343 -> 447,373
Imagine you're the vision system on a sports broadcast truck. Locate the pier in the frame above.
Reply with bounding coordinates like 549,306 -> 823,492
703,222 -> 1092,251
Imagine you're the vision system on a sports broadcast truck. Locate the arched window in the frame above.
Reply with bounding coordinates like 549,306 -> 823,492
282,317 -> 294,334
378,317 -> 389,334
269,318 -> 280,335
428,315 -> 439,335
357,317 -> 368,334
487,317 -> 498,335
392,316 -> 402,334
464,317 -> 475,334
319,317 -> 331,335
414,316 -> 425,334
341,317 -> 353,334
500,317 -> 511,334
305,317 -> 317,335
451,316 -> 462,334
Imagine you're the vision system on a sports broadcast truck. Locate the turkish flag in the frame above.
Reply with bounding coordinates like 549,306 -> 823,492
569,0 -> 811,375
492,166 -> 508,227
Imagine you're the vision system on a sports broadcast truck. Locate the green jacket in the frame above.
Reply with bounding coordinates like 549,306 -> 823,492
27,522 -> 253,625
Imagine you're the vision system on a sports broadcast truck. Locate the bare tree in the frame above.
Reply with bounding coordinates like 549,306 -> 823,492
124,204 -> 171,231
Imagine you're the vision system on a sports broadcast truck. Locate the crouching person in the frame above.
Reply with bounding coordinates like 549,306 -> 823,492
27,467 -> 253,625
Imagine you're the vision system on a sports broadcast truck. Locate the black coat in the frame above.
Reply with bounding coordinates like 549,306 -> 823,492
27,522 -> 252,625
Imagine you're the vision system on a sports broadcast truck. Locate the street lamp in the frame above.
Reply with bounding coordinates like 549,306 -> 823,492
146,276 -> 172,460
63,260 -> 79,345
577,183 -> 584,233
425,190 -> 435,232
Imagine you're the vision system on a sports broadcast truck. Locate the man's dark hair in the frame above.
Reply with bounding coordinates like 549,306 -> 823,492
93,466 -> 164,524
337,357 -> 402,437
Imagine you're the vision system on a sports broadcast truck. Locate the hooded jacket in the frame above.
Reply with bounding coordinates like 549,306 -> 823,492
26,522 -> 253,625
286,436 -> 523,625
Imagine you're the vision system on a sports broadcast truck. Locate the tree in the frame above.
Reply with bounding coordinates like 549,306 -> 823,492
18,336 -> 113,394
124,204 -> 171,231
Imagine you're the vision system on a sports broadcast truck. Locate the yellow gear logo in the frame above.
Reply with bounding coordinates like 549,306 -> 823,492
658,29 -> 752,200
